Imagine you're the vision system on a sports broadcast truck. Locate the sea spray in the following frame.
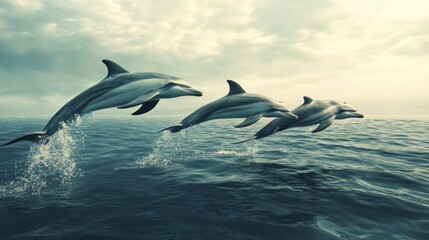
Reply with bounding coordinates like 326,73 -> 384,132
134,126 -> 208,168
135,131 -> 189,167
0,116 -> 86,197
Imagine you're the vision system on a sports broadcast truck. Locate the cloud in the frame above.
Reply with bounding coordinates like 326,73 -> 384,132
5,0 -> 44,12
67,0 -> 277,58
0,0 -> 428,117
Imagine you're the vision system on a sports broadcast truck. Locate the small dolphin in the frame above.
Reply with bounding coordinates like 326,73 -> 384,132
2,59 -> 202,146
238,96 -> 364,143
160,80 -> 297,133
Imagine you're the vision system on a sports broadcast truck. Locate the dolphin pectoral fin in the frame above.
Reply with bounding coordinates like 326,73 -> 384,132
235,114 -> 263,128
312,116 -> 335,133
132,100 -> 160,115
117,91 -> 160,109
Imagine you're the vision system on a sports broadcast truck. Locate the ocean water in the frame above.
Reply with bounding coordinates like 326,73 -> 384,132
0,115 -> 428,240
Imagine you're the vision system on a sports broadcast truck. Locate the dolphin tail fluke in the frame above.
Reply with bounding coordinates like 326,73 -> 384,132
234,124 -> 281,144
158,125 -> 183,133
2,132 -> 48,146
233,136 -> 256,144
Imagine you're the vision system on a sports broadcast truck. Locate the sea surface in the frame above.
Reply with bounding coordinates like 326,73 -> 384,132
0,115 -> 428,240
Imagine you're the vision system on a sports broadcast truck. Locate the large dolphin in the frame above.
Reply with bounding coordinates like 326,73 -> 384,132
238,96 -> 364,143
2,59 -> 202,146
160,80 -> 297,133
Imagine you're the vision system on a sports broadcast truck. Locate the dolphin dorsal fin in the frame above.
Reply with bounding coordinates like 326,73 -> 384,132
102,59 -> 129,77
303,96 -> 313,104
227,80 -> 246,95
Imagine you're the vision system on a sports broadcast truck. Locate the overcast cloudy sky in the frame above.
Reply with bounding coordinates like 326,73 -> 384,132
0,0 -> 428,117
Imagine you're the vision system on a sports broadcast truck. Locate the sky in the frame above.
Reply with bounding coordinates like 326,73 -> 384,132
0,0 -> 428,117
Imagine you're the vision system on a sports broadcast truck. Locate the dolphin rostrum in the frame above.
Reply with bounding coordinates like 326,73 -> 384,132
160,80 -> 297,133
2,59 -> 202,146
238,96 -> 364,143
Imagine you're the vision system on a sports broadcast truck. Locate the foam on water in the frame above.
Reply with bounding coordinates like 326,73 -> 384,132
211,141 -> 260,157
0,117 -> 85,197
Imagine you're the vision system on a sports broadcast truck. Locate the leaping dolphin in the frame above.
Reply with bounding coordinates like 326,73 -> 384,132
160,80 -> 297,133
2,59 -> 203,146
238,96 -> 364,143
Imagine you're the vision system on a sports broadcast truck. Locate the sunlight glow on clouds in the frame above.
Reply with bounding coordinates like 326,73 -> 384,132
0,0 -> 428,116
67,0 -> 275,58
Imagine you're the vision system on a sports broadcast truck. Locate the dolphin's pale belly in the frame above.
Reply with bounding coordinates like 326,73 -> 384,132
207,103 -> 269,120
84,79 -> 165,113
294,110 -> 334,127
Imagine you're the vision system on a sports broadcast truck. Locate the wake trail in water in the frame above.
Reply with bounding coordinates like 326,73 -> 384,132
0,116 -> 86,197
211,141 -> 261,158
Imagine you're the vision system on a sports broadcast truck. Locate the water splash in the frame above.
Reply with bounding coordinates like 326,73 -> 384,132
135,131 -> 192,168
0,116 -> 86,197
